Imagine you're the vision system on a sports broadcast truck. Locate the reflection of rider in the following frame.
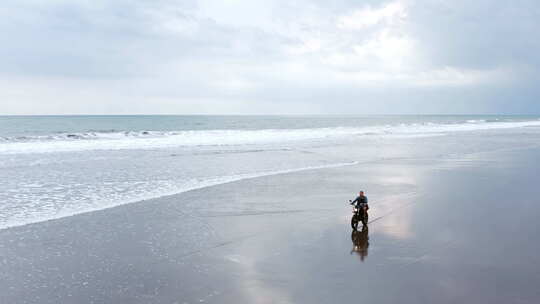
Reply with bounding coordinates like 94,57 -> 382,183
351,191 -> 369,209
351,226 -> 370,261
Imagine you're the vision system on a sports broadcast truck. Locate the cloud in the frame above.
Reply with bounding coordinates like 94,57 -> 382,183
0,0 -> 539,114
337,1 -> 407,30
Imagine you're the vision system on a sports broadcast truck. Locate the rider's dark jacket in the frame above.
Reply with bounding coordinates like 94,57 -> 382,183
351,195 -> 368,207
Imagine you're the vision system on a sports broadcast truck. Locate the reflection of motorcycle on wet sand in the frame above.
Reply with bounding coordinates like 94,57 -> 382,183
351,226 -> 369,261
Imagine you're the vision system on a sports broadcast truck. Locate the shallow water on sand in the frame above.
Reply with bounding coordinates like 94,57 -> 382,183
1,115 -> 540,230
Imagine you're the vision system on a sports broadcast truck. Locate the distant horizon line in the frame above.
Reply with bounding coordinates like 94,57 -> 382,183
1,113 -> 539,117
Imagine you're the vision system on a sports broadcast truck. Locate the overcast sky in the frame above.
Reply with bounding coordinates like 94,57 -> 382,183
1,0 -> 539,115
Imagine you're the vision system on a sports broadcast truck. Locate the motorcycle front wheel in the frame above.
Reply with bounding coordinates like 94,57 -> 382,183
351,215 -> 359,230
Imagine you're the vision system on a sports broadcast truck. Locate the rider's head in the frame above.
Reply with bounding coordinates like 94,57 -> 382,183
359,191 -> 364,196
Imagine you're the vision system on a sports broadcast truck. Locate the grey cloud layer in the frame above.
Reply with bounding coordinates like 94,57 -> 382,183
1,0 -> 539,114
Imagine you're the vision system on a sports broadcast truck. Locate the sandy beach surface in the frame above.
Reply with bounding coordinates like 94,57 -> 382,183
2,129 -> 540,304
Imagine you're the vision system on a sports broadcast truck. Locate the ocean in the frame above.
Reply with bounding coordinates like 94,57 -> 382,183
1,115 -> 539,230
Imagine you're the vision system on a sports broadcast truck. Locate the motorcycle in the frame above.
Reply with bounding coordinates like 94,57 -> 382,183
349,200 -> 369,230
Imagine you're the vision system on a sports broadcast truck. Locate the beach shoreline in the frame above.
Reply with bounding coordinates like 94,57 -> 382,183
2,135 -> 540,303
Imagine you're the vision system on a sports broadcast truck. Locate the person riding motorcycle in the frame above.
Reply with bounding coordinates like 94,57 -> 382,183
350,191 -> 369,229
350,191 -> 369,210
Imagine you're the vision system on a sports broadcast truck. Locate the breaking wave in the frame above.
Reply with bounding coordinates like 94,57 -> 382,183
1,119 -> 540,154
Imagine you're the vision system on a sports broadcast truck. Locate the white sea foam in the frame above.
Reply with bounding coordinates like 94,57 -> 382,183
1,119 -> 540,155
0,161 -> 357,230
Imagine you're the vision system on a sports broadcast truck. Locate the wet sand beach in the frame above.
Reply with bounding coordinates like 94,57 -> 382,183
2,131 -> 540,303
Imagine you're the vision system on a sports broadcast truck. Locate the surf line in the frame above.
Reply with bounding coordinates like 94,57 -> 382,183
0,161 -> 359,231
